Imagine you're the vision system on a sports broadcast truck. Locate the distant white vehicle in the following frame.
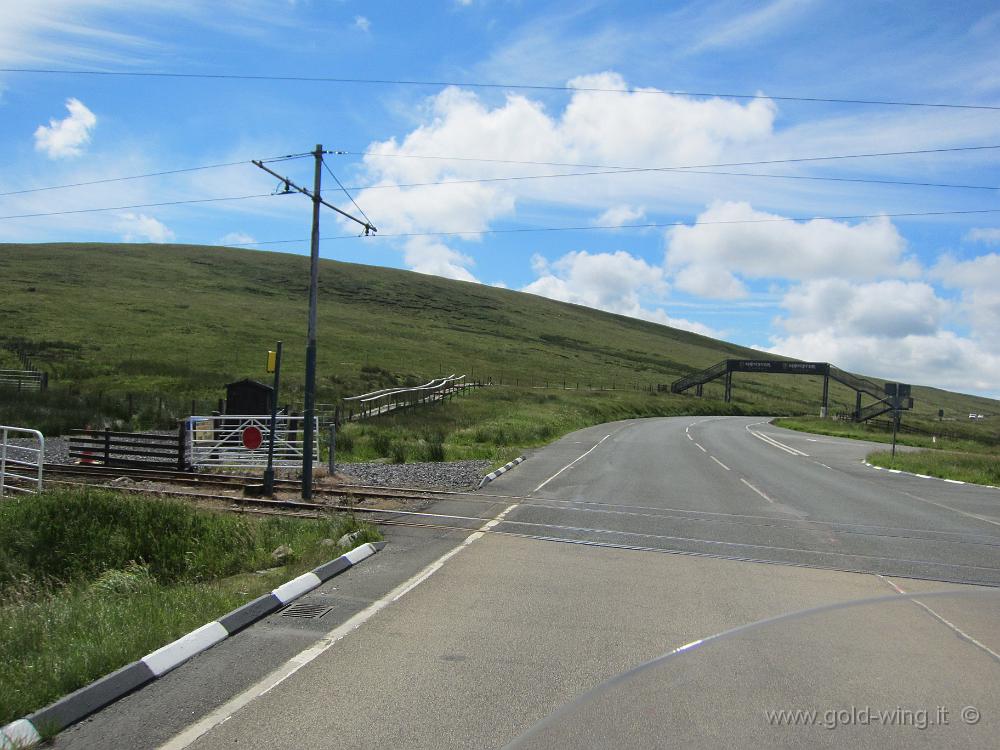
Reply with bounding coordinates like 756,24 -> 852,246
969,413 -> 985,420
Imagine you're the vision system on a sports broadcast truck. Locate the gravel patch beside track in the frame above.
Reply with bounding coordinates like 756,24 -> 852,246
6,437 -> 71,464
335,460 -> 493,490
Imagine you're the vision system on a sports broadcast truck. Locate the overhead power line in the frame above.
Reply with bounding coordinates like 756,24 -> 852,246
0,153 -> 310,198
327,143 -> 1000,193
3,144 -> 996,200
340,143 -> 1000,171
2,68 -> 999,111
0,193 -> 277,221
224,207 -> 1000,247
332,168 -> 997,194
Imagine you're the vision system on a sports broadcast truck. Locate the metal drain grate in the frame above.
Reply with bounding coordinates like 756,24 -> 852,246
280,602 -> 333,619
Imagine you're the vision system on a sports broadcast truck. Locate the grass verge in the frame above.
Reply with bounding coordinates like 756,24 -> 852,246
0,487 -> 379,725
773,416 -> 998,455
866,449 -> 1000,486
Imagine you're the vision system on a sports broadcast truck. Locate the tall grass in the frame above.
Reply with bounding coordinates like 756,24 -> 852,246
0,488 -> 378,724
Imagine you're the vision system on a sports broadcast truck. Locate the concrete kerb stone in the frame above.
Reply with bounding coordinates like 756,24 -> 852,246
477,456 -> 526,490
0,541 -> 386,749
860,459 -> 999,490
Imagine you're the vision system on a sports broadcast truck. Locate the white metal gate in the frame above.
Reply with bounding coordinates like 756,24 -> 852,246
0,425 -> 45,497
188,415 -> 317,469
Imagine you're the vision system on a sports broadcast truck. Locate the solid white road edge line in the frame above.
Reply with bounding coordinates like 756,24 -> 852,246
533,434 -> 611,493
746,427 -> 809,457
157,502 -> 520,750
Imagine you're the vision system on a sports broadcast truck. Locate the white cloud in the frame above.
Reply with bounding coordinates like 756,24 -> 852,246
116,212 -> 174,243
354,15 -> 370,32
595,204 -> 645,227
356,76 -> 777,280
776,279 -> 946,338
219,231 -> 256,246
665,201 -> 915,298
0,2 -> 306,68
688,0 -> 815,53
33,98 -> 97,159
767,278 -> 1000,396
933,252 -> 1000,353
402,237 -> 478,282
561,72 -> 776,168
965,228 -> 1000,245
523,250 -> 718,336
769,329 -> 1000,398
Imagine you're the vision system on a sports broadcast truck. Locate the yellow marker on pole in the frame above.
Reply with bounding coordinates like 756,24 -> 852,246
266,350 -> 277,373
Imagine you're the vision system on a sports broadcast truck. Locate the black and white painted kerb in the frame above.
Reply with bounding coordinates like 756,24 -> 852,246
477,456 -> 526,490
861,459 -> 1000,491
0,542 -> 385,749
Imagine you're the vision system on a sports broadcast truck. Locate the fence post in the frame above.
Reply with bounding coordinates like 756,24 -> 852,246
177,421 -> 187,471
328,423 -> 336,475
103,428 -> 111,464
0,427 -> 6,498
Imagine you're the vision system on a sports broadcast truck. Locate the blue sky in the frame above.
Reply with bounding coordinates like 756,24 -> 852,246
1,1 -> 999,396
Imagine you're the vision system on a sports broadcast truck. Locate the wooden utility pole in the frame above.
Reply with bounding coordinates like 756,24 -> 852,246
302,145 -> 323,496
253,146 -> 375,499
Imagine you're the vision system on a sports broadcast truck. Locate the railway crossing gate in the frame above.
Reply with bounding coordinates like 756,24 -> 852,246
188,414 -> 318,469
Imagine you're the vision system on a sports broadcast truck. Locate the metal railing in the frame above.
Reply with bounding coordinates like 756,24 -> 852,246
340,374 -> 473,422
0,369 -> 46,391
1,425 -> 45,497
857,400 -> 895,422
828,366 -> 883,401
188,414 -> 318,469
670,361 -> 728,393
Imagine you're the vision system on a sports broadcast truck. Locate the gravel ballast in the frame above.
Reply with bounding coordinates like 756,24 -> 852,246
334,460 -> 493,490
5,436 -> 71,464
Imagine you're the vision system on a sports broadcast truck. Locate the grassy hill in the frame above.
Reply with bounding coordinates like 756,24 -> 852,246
1,242 -> 997,439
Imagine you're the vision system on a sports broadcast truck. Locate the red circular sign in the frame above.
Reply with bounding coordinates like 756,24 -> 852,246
242,426 -> 263,450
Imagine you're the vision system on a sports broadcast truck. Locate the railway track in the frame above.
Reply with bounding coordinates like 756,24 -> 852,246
40,462 -> 466,512
39,463 -> 1000,587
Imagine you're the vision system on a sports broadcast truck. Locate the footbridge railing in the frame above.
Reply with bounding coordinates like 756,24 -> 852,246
336,374 -> 477,423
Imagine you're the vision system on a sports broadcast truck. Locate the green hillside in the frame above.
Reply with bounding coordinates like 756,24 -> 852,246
1,242 -> 997,433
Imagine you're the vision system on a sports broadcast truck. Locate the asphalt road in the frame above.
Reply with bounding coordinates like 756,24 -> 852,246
481,416 -> 1000,585
55,417 -> 1000,749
